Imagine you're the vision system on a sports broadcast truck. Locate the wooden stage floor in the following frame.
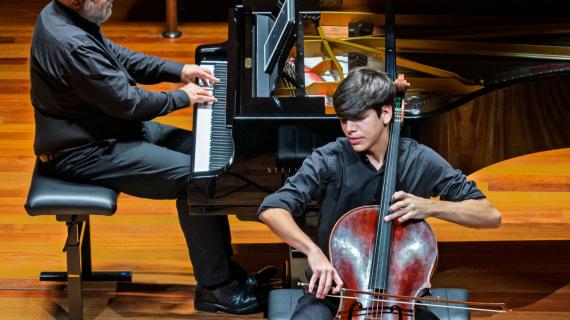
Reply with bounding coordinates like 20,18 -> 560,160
0,1 -> 569,319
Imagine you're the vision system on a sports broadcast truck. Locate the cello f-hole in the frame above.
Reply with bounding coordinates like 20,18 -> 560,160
389,304 -> 404,320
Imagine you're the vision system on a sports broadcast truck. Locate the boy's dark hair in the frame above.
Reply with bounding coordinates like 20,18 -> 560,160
333,67 -> 396,120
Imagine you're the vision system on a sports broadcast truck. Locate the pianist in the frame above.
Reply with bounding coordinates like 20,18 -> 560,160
30,0 -> 266,314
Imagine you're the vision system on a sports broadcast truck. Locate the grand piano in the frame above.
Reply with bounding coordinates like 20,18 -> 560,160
187,0 -> 341,218
186,0 -> 570,218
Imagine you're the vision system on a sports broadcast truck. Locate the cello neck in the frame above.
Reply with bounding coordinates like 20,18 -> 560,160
369,78 -> 407,291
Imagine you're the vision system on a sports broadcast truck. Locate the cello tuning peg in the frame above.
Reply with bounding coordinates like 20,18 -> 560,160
395,74 -> 410,93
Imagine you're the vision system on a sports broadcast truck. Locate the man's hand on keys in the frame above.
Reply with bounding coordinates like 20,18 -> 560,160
181,64 -> 219,87
180,82 -> 217,105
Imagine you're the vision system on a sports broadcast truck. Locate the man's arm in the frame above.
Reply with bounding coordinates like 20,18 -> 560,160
386,192 -> 501,228
65,45 -> 215,120
106,40 -> 218,86
258,146 -> 343,298
386,144 -> 501,228
259,208 -> 343,299
106,40 -> 182,84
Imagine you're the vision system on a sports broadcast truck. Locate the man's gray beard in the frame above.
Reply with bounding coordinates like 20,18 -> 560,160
78,0 -> 112,25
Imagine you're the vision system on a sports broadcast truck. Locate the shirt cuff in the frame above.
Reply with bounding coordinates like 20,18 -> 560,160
257,196 -> 299,220
171,89 -> 191,111
162,60 -> 185,83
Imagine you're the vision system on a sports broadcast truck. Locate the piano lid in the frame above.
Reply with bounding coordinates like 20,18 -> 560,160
284,0 -> 570,118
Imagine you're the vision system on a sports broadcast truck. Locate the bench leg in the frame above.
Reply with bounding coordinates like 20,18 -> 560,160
66,220 -> 83,320
40,218 -> 133,282
39,216 -> 133,320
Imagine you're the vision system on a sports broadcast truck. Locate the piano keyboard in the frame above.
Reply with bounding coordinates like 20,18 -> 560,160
192,61 -> 234,178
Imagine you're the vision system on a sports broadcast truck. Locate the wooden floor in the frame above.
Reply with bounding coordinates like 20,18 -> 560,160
1,1 -> 569,319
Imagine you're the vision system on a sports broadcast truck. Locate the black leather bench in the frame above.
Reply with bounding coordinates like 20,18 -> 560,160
25,160 -> 132,320
268,288 -> 470,320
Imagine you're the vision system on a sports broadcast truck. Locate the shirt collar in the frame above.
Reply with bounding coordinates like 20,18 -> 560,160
340,138 -> 386,174
360,152 -> 386,174
54,0 -> 101,35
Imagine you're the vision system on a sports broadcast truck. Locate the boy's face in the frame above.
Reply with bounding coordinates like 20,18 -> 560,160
340,105 -> 392,153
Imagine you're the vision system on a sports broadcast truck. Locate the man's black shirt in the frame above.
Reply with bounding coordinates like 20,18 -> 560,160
259,137 -> 485,254
30,1 -> 190,154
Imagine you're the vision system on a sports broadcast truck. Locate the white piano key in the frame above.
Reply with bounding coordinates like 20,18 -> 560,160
193,103 -> 213,172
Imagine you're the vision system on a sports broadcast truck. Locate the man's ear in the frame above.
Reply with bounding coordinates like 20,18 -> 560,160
71,0 -> 85,9
381,104 -> 393,125
59,0 -> 84,11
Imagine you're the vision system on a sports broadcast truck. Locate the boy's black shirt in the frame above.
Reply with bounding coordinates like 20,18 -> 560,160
259,137 -> 484,254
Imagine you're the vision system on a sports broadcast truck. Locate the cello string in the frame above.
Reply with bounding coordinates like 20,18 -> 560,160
371,97 -> 399,319
376,96 -> 402,319
380,111 -> 402,319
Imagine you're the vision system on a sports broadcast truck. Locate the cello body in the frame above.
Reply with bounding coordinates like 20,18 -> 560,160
329,205 -> 438,319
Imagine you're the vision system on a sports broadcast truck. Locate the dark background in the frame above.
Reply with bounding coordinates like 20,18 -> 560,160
116,0 -> 570,22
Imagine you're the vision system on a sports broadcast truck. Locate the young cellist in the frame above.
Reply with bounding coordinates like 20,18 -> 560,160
257,67 -> 502,320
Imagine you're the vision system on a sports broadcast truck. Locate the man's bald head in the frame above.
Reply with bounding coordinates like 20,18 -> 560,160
57,0 -> 113,25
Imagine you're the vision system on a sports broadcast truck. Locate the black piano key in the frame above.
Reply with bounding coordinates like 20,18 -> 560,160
192,61 -> 235,174
199,62 -> 233,172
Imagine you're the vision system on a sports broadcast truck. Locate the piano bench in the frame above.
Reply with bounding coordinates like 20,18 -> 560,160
267,288 -> 470,320
24,160 -> 132,320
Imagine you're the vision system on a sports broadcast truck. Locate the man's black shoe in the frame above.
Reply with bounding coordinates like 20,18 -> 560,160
242,265 -> 278,288
194,280 -> 261,314
230,262 -> 278,288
